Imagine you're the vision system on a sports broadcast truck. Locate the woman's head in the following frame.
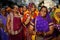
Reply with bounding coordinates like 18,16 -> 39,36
51,7 -> 56,12
13,5 -> 18,12
56,12 -> 60,18
23,6 -> 27,12
54,9 -> 60,18
31,4 -> 36,12
5,6 -> 11,12
19,6 -> 23,13
39,6 -> 48,17
54,9 -> 60,23
1,8 -> 6,15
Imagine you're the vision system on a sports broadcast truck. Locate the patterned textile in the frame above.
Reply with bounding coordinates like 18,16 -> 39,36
53,9 -> 60,31
35,13 -> 56,40
35,13 -> 52,32
8,13 -> 23,40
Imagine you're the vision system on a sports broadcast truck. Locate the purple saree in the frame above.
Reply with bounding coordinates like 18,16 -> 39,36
35,13 -> 54,40
35,13 -> 52,32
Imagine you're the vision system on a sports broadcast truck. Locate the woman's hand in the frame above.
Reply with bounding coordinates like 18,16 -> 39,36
36,32 -> 43,36
0,23 -> 4,28
44,24 -> 54,36
33,31 -> 36,35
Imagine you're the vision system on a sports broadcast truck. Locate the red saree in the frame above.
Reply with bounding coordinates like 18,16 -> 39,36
9,15 -> 23,40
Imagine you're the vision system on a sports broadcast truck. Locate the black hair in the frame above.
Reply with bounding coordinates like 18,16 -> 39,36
5,6 -> 11,9
12,5 -> 18,9
32,3 -> 36,8
19,6 -> 23,8
23,5 -> 28,9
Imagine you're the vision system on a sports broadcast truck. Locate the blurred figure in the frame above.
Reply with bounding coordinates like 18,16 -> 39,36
48,8 -> 51,13
28,24 -> 36,40
22,5 -> 31,40
0,4 -> 2,13
5,6 -> 11,15
0,6 -> 2,40
53,9 -> 60,40
30,4 -> 38,20
50,7 -> 56,19
58,4 -> 60,8
30,4 -> 39,40
7,5 -> 23,40
23,6 -> 30,15
0,29 -> 2,40
0,8 -> 8,40
23,5 -> 30,27
19,6 -> 23,15
35,6 -> 55,40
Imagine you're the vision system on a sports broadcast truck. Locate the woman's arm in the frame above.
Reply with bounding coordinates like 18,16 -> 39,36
6,15 -> 11,33
44,23 -> 54,36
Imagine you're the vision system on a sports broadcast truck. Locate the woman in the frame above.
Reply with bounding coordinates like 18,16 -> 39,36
35,6 -> 55,40
7,5 -> 23,40
53,9 -> 60,40
19,6 -> 23,15
22,5 -> 31,40
50,7 -> 56,19
5,6 -> 11,15
0,8 -> 8,40
30,4 -> 38,20
30,4 -> 39,40
27,23 -> 36,40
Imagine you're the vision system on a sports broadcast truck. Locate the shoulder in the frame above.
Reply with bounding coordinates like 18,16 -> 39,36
36,15 -> 41,19
0,14 -> 2,17
35,15 -> 42,22
7,13 -> 11,19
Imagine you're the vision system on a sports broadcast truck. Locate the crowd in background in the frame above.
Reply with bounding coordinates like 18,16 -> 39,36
0,3 -> 60,40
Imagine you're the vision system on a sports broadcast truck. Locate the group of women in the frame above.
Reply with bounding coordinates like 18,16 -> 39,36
0,3 -> 60,40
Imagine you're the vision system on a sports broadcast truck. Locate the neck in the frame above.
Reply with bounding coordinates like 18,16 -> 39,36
24,10 -> 27,12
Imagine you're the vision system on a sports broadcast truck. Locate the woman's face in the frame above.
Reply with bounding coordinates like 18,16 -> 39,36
2,10 -> 6,15
13,7 -> 18,12
52,8 -> 55,12
6,7 -> 11,12
31,5 -> 35,12
19,7 -> 23,13
23,6 -> 26,11
56,12 -> 60,18
40,8 -> 47,17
